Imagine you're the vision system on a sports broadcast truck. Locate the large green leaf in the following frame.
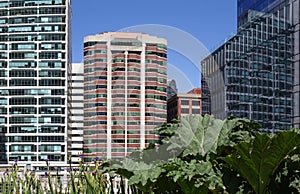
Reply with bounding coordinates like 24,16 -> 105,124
167,114 -> 253,157
222,131 -> 300,194
111,115 -> 257,193
164,158 -> 224,193
167,115 -> 223,156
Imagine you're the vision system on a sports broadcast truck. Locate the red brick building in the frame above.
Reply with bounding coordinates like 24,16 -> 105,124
167,88 -> 202,122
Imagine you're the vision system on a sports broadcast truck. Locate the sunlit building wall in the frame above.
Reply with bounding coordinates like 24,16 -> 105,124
0,0 -> 72,169
83,32 -> 167,161
70,63 -> 83,164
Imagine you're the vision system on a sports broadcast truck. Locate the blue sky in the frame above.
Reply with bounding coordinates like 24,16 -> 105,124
72,0 -> 237,92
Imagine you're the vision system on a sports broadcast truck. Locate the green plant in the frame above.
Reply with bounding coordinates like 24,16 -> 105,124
113,114 -> 257,193
2,115 -> 300,194
222,130 -> 300,194
1,161 -> 45,194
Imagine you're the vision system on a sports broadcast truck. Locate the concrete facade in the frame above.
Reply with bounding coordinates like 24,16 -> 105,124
83,32 -> 167,160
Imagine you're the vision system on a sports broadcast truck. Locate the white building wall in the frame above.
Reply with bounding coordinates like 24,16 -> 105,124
70,63 -> 84,164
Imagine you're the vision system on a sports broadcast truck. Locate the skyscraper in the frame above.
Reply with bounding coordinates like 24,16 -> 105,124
237,0 -> 286,27
0,0 -> 72,168
202,0 -> 297,132
237,0 -> 300,128
83,32 -> 167,161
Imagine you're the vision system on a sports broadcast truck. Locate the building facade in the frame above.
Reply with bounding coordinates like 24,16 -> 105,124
202,1 -> 296,132
83,32 -> 167,161
237,0 -> 286,27
0,0 -> 72,168
167,88 -> 202,122
70,63 -> 83,164
201,73 -> 211,115
236,0 -> 300,128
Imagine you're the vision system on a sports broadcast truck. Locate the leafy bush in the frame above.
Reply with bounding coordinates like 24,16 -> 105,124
2,115 -> 300,194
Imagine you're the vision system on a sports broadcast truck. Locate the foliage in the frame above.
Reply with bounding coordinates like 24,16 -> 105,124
112,114 -> 258,193
113,114 -> 300,193
155,118 -> 180,143
1,115 -> 300,194
222,130 -> 300,194
1,162 -> 45,194
163,158 -> 224,193
1,158 -> 132,194
165,115 -> 256,157
68,159 -> 109,194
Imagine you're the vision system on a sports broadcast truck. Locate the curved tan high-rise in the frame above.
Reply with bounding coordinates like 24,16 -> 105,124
83,32 -> 167,161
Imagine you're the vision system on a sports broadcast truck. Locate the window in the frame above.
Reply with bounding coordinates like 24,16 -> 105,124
9,61 -> 36,68
0,79 -> 6,86
84,50 -> 107,56
39,107 -> 63,114
39,136 -> 64,142
39,145 -> 63,152
9,52 -> 36,59
127,139 -> 140,143
10,145 -> 36,152
192,109 -> 200,114
10,107 -> 36,114
10,126 -> 36,133
111,40 -> 142,47
10,79 -> 37,86
39,126 -> 64,133
181,100 -> 189,105
39,154 -> 64,162
39,61 -> 63,68
39,79 -> 65,86
0,98 -> 7,105
39,97 -> 64,105
39,7 -> 65,15
0,44 -> 7,50
9,117 -> 36,124
39,52 -> 63,59
84,41 -> 106,47
10,43 -> 36,50
10,70 -> 36,77
181,108 -> 189,114
39,70 -> 63,77
40,43 -> 63,50
192,100 -> 200,106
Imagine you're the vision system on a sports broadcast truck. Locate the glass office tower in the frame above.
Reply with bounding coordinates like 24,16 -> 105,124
236,0 -> 300,128
202,6 -> 294,132
0,0 -> 71,169
237,0 -> 286,27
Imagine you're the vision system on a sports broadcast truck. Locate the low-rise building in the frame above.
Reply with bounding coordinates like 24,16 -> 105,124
167,88 -> 202,122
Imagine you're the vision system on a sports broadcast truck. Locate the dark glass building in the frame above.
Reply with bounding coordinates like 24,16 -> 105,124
236,0 -> 300,129
237,0 -> 285,27
200,73 -> 211,115
202,0 -> 299,132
